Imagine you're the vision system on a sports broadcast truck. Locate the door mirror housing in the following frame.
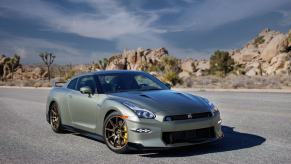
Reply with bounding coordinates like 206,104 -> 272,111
164,83 -> 171,89
80,86 -> 93,96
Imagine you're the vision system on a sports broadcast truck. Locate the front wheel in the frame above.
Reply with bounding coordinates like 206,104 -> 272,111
49,102 -> 64,133
103,112 -> 130,154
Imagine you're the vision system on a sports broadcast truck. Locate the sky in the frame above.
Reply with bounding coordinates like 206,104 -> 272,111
0,0 -> 291,64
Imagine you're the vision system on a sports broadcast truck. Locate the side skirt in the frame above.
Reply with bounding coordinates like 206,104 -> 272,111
62,125 -> 105,143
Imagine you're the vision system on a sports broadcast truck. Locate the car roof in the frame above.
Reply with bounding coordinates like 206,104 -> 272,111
72,70 -> 146,79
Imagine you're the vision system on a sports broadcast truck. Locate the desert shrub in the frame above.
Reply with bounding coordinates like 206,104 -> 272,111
210,50 -> 234,77
33,82 -> 42,88
161,56 -> 180,72
20,80 -> 36,87
0,81 -> 5,86
162,70 -> 181,85
41,82 -> 51,87
147,64 -> 161,72
254,36 -> 265,47
159,56 -> 182,85
232,64 -> 246,75
182,77 -> 194,88
65,69 -> 76,80
164,74 -> 291,89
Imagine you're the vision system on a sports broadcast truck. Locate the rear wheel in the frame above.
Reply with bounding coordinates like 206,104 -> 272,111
103,112 -> 130,154
49,102 -> 63,133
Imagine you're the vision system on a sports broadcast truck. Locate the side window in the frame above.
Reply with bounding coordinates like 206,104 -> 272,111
76,76 -> 97,93
67,78 -> 78,90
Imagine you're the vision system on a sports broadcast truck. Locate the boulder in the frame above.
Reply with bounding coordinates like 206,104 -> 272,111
245,68 -> 258,76
181,59 -> 194,73
195,69 -> 206,76
266,53 -> 290,75
261,34 -> 288,62
105,48 -> 169,71
245,62 -> 262,76
196,60 -> 209,70
178,71 -> 191,79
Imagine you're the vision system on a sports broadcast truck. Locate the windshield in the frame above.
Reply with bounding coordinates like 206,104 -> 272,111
96,72 -> 168,93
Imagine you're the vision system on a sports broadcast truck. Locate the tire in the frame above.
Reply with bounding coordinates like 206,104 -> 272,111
49,102 -> 64,133
103,111 -> 130,154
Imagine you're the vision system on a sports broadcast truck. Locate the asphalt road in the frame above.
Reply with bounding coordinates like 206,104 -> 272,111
1,88 -> 291,164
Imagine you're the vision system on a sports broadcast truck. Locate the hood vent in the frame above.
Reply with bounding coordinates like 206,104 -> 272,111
139,94 -> 151,99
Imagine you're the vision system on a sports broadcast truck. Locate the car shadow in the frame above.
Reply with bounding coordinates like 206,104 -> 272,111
139,126 -> 266,158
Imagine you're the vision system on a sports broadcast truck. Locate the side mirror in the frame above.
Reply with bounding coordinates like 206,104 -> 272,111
164,83 -> 171,89
80,86 -> 92,96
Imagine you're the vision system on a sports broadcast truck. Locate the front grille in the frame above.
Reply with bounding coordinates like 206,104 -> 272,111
164,112 -> 212,121
162,127 -> 215,144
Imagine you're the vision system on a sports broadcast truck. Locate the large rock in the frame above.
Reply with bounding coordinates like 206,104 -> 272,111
105,48 -> 169,71
261,34 -> 288,62
240,49 -> 260,63
229,29 -> 291,76
181,59 -> 195,72
266,53 -> 290,75
245,62 -> 261,76
178,71 -> 191,79
196,60 -> 209,70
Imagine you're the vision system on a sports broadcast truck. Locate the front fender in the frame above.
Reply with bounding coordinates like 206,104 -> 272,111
96,99 -> 138,135
46,87 -> 70,125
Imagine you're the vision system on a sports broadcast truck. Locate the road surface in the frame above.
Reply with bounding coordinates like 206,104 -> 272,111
1,88 -> 291,164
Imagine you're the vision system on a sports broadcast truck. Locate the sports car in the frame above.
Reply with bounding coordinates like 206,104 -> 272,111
46,70 -> 223,153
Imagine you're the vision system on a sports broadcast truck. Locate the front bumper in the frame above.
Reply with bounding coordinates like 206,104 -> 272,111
126,112 -> 223,148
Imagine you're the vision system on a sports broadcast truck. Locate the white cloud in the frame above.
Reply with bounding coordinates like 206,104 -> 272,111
1,0 -> 290,63
0,0 -> 160,40
0,36 -> 111,64
115,32 -> 213,58
175,0 -> 291,31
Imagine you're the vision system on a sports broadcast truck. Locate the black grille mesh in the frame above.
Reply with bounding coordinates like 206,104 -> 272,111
162,127 -> 215,144
165,112 -> 212,121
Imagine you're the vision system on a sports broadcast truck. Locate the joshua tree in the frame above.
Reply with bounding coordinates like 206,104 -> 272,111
8,54 -> 20,80
39,52 -> 56,81
97,58 -> 108,70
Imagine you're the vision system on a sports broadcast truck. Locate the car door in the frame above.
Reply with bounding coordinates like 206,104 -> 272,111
67,75 -> 100,132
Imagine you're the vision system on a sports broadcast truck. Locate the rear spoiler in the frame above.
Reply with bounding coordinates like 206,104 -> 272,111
52,81 -> 66,87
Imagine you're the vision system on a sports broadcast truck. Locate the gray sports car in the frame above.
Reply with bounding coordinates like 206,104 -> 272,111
46,70 -> 223,153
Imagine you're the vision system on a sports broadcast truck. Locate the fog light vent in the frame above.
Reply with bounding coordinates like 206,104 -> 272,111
164,116 -> 173,121
135,128 -> 151,133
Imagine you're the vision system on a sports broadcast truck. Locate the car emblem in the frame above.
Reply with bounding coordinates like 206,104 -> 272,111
187,114 -> 192,119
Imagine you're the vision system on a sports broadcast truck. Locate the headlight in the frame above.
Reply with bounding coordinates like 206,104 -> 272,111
202,97 -> 219,113
210,105 -> 219,113
123,102 -> 156,119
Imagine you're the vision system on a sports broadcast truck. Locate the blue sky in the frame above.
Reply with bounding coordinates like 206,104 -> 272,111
0,0 -> 291,64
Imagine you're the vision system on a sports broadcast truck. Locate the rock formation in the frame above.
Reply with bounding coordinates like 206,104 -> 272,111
98,47 -> 169,71
230,28 -> 291,76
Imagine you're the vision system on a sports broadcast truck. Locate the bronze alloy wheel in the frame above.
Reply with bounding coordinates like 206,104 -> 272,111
104,112 -> 129,153
50,103 -> 63,133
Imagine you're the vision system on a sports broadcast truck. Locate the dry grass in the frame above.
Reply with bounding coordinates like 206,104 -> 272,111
177,75 -> 291,89
1,75 -> 291,89
0,80 -> 52,87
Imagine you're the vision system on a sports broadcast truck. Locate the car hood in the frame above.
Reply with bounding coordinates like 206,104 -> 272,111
108,90 -> 211,115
